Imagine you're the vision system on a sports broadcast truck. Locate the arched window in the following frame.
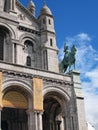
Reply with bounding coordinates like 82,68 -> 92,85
24,40 -> 34,54
0,26 -> 12,62
0,32 -> 4,60
26,56 -> 31,66
24,40 -> 35,67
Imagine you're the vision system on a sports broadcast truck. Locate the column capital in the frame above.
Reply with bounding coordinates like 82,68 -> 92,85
26,109 -> 33,115
34,110 -> 43,114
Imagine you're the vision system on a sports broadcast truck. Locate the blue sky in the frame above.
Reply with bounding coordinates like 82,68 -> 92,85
19,0 -> 98,129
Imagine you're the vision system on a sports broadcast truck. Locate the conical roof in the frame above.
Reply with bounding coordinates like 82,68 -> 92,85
28,0 -> 35,8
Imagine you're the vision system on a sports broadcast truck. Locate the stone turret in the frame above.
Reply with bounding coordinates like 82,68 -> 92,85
38,3 -> 59,72
38,2 -> 55,32
28,0 -> 35,16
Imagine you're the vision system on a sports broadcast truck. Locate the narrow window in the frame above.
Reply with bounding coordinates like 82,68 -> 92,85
50,39 -> 53,46
0,33 -> 4,60
26,56 -> 31,66
49,19 -> 51,25
14,43 -> 17,63
43,19 -> 46,24
43,50 -> 48,70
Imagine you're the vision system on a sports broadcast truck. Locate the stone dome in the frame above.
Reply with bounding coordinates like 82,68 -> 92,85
40,3 -> 52,16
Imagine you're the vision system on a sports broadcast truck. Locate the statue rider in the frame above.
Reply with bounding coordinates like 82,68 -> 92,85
59,44 -> 77,73
59,44 -> 69,73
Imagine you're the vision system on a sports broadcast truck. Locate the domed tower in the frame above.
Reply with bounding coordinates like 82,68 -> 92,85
28,0 -> 35,16
38,3 -> 59,72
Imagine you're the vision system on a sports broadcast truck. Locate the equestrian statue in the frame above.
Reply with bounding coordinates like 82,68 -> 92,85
59,44 -> 77,73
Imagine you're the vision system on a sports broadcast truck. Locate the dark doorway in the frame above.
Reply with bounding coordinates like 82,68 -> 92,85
1,107 -> 28,130
43,95 -> 62,130
1,120 -> 8,130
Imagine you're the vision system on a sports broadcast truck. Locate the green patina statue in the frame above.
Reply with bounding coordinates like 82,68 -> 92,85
59,44 -> 77,73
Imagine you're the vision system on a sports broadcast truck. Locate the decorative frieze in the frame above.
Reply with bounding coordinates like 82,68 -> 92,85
18,26 -> 41,36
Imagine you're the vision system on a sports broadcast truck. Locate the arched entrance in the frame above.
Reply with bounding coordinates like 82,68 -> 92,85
2,89 -> 28,130
43,92 -> 66,130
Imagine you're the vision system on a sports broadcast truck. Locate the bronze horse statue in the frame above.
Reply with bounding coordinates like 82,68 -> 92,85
59,44 -> 77,73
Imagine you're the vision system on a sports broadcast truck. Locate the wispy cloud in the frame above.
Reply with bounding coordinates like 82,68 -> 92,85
58,33 -> 98,129
77,33 -> 91,41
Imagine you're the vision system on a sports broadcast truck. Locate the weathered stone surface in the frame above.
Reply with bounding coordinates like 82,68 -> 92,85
0,1 -> 87,130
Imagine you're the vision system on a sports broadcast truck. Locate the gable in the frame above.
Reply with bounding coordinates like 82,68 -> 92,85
15,1 -> 39,29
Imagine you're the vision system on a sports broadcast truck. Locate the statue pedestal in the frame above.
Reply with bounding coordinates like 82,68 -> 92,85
69,70 -> 88,130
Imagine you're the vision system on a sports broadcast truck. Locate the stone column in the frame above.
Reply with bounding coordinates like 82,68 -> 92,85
0,0 -> 5,11
60,117 -> 65,130
10,0 -> 12,10
38,112 -> 43,130
16,44 -> 23,65
0,110 -> 1,129
30,111 -> 43,130
34,112 -> 38,130
26,109 -> 34,130
9,0 -> 15,11
11,0 -> 15,10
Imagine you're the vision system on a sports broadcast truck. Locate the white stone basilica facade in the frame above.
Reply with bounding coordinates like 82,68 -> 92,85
0,0 -> 87,130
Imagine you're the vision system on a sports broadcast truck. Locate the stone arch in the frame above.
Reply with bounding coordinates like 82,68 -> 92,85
19,33 -> 39,46
1,79 -> 33,130
43,86 -> 70,130
0,22 -> 16,39
19,33 -> 40,68
43,85 -> 70,102
2,79 -> 33,109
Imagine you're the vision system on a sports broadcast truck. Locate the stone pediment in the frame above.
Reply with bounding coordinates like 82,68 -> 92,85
16,0 -> 38,28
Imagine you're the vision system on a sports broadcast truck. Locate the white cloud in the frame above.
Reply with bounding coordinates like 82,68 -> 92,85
83,67 -> 98,130
58,33 -> 98,130
87,122 -> 96,130
84,91 -> 98,130
85,67 -> 98,89
77,33 -> 91,41
64,33 -> 92,47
